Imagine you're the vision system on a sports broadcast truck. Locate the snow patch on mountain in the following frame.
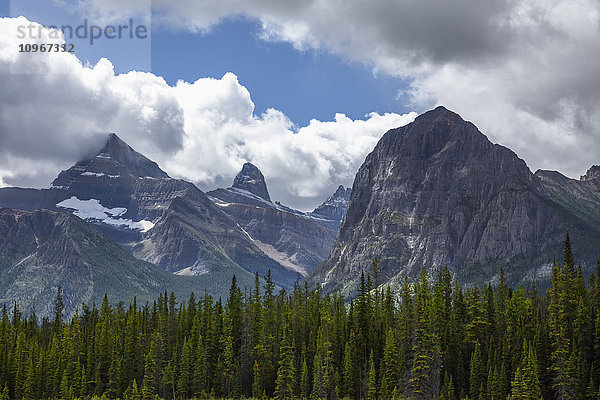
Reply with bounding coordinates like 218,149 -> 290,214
174,267 -> 195,276
229,187 -> 275,207
81,172 -> 120,178
56,196 -> 154,232
254,239 -> 307,276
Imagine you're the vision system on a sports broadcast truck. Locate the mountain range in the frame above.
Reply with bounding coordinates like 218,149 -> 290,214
0,207 -> 247,318
1,106 -> 599,315
0,134 -> 348,316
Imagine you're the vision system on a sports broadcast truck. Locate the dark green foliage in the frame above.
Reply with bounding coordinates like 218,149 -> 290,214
274,313 -> 296,400
507,341 -> 542,400
469,342 -> 485,399
366,350 -> 377,400
53,286 -> 64,330
408,269 -> 441,399
379,328 -> 399,398
0,236 -> 598,399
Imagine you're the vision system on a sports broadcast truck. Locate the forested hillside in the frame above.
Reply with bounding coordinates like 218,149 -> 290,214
0,235 -> 597,399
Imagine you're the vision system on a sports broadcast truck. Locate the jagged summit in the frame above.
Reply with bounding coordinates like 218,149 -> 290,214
311,185 -> 351,225
99,133 -> 134,158
90,133 -> 169,179
581,165 -> 600,181
231,162 -> 271,202
333,185 -> 349,197
51,133 -> 169,189
207,162 -> 340,277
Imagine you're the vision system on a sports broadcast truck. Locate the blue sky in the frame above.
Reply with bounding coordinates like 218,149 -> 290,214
4,0 -> 410,126
7,0 -> 151,75
150,19 -> 410,125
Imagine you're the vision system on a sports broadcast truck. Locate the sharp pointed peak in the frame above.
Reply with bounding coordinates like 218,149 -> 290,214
332,185 -> 350,197
101,132 -> 131,151
51,133 -> 170,188
232,162 -> 271,202
240,162 -> 261,172
581,165 -> 600,181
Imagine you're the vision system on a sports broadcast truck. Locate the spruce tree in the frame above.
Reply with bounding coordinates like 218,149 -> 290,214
507,341 -> 542,400
22,356 -> 36,400
141,332 -> 159,399
53,286 -> 65,330
177,338 -> 194,399
0,384 -> 8,400
274,316 -> 296,400
343,334 -> 358,399
253,361 -> 263,399
367,350 -> 377,400
379,328 -> 399,398
549,233 -> 578,399
408,269 -> 441,399
300,354 -> 310,400
469,342 -> 485,400
439,372 -> 456,400
61,369 -> 74,400
312,325 -> 334,400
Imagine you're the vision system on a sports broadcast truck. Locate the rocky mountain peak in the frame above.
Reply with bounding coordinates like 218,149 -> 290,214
232,162 -> 271,202
51,133 -> 169,189
309,106 -> 579,294
100,133 -> 129,156
309,185 -> 352,230
581,165 -> 600,181
333,185 -> 348,197
313,185 -> 351,213
92,133 -> 170,179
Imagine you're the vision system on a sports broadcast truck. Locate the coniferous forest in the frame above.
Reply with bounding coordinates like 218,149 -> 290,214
0,235 -> 599,400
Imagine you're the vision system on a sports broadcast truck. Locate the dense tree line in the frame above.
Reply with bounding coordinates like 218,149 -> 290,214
0,234 -> 599,399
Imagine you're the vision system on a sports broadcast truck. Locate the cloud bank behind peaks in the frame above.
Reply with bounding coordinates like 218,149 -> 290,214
74,0 -> 600,178
0,17 -> 416,209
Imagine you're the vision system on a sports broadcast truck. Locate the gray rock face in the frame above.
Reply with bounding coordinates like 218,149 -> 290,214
0,134 -> 299,289
580,165 -> 600,182
232,162 -> 271,202
536,168 -> 600,229
311,185 -> 351,230
52,133 -> 168,188
309,106 -> 600,295
0,208 -> 252,319
49,133 -> 170,210
208,163 -> 276,209
208,164 -> 339,276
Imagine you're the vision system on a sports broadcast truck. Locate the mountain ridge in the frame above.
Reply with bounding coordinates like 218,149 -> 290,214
208,163 -> 342,277
0,207 -> 256,318
0,134 -> 350,294
309,106 -> 600,295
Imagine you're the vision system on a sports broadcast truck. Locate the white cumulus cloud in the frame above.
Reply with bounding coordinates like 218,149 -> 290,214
0,17 -> 416,209
69,0 -> 600,178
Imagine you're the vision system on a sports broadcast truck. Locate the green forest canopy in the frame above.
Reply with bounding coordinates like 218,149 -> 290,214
0,233 -> 598,400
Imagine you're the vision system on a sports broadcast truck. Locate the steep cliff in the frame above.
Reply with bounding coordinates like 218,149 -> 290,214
310,106 -> 600,294
208,163 -> 339,276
